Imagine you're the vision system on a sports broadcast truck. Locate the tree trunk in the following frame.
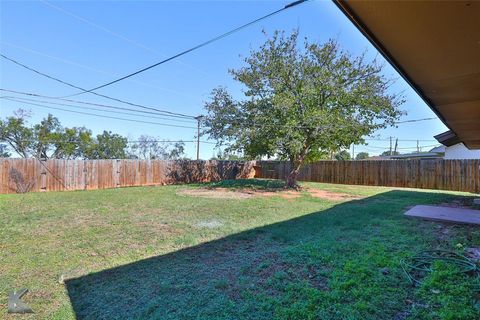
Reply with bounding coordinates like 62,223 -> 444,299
285,160 -> 302,189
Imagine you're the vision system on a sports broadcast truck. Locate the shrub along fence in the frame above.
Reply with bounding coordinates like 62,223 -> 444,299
256,160 -> 480,194
0,158 -> 256,194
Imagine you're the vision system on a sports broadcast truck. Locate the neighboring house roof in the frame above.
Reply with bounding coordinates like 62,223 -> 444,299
366,156 -> 390,161
390,152 -> 443,160
434,130 -> 462,147
389,145 -> 445,159
333,1 -> 480,149
428,145 -> 446,154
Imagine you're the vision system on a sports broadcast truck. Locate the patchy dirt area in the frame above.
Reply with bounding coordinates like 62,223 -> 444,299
178,188 -> 255,199
177,187 -> 362,201
307,189 -> 360,201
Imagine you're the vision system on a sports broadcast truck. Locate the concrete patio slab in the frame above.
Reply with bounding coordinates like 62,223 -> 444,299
404,205 -> 480,225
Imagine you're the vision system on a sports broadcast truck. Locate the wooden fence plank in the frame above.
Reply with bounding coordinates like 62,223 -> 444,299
257,160 -> 480,193
0,159 -> 256,194
1,159 -> 478,194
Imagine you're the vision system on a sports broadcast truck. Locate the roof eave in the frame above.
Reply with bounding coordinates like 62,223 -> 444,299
434,130 -> 461,147
332,0 -> 456,139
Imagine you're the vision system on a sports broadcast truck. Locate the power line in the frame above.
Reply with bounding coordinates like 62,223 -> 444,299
0,41 -> 198,98
39,0 -> 211,78
0,53 -> 195,119
0,51 -> 436,126
127,140 -> 216,145
364,138 -> 438,142
4,88 -> 439,130
394,117 -> 437,124
64,0 -> 310,96
0,88 -> 197,122
0,88 -> 436,138
8,137 -> 435,150
4,101 -> 436,150
2,97 -> 198,129
1,94 -> 197,124
40,0 -> 162,56
221,116 -> 437,126
353,144 -> 439,150
198,117 -> 438,131
8,139 -> 217,145
397,144 -> 439,150
2,95 -> 195,123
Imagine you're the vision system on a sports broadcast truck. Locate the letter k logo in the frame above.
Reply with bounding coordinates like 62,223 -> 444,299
8,288 -> 33,314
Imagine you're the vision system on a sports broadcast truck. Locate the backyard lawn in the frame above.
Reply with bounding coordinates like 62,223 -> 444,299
1,180 -> 479,319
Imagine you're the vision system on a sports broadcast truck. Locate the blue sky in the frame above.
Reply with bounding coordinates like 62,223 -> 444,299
0,0 -> 447,159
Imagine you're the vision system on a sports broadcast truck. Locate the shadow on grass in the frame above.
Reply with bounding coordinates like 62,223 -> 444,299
65,190 -> 468,320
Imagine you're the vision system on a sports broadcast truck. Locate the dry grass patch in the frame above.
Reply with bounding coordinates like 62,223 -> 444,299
177,188 -> 255,199
307,188 -> 362,201
178,185 -> 362,201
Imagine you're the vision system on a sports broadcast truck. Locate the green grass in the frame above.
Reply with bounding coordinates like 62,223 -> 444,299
1,179 -> 479,319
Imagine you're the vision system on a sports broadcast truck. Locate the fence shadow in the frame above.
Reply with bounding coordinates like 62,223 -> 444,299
64,190 -> 465,319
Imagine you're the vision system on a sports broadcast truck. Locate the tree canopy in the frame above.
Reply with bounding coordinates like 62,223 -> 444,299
0,110 -> 92,159
128,135 -> 185,160
0,144 -> 10,158
380,150 -> 400,156
355,152 -> 370,160
0,110 -> 185,160
203,31 -> 404,187
82,131 -> 128,160
211,149 -> 246,161
335,150 -> 351,161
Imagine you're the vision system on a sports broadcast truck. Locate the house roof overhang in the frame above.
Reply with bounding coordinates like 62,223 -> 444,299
434,130 -> 461,147
333,0 -> 480,149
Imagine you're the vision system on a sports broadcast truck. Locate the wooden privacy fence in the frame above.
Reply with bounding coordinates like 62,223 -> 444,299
256,160 -> 480,193
2,158 -> 479,194
0,159 -> 256,194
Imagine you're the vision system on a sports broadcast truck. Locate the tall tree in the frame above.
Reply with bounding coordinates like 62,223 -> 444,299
129,135 -> 168,159
355,152 -> 369,160
380,150 -> 400,156
84,131 -> 127,159
0,109 -> 34,158
32,114 -> 62,158
0,110 -> 93,159
128,135 -> 185,160
168,141 -> 185,160
50,127 -> 93,159
212,149 -> 246,161
203,31 -> 404,188
335,150 -> 351,161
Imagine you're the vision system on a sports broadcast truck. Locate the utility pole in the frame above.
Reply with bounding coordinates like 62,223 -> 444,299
194,115 -> 204,161
394,138 -> 398,155
351,144 -> 355,160
389,136 -> 393,156
417,140 -> 419,153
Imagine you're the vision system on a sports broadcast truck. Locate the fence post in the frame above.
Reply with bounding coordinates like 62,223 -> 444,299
40,159 -> 47,192
1,159 -> 479,194
115,159 -> 121,188
83,160 -> 88,190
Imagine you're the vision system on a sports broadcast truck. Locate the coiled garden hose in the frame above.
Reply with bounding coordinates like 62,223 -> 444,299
400,250 -> 480,291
